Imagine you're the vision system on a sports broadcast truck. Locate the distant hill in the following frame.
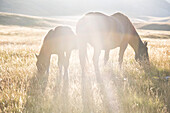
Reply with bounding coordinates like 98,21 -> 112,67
0,0 -> 170,17
0,12 -> 76,28
133,16 -> 170,31
135,23 -> 170,31
137,16 -> 170,23
0,12 -> 170,31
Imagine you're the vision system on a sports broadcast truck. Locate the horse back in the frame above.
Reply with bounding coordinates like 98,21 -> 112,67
42,26 -> 76,53
76,12 -> 126,49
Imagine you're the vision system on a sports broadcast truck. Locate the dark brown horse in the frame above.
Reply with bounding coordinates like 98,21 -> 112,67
76,12 -> 149,75
36,26 -> 77,76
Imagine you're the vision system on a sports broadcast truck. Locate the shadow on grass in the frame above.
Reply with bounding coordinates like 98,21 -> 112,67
81,72 -> 94,113
24,72 -> 51,113
53,72 -> 70,113
81,68 -> 120,113
24,61 -> 169,113
24,66 -> 121,113
25,71 -> 70,113
95,72 -> 114,113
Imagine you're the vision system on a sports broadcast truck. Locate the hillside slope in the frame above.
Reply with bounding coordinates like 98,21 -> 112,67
0,12 -> 76,27
0,12 -> 170,32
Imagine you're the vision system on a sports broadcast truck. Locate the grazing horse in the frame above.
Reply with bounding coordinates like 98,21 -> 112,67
35,26 -> 77,76
76,12 -> 149,75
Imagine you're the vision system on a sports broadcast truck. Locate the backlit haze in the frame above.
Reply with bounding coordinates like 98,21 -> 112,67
0,0 -> 170,17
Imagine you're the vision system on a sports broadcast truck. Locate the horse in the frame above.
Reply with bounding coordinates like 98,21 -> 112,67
35,26 -> 77,76
76,12 -> 149,75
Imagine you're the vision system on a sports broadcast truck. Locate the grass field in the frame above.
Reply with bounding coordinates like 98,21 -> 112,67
0,12 -> 170,113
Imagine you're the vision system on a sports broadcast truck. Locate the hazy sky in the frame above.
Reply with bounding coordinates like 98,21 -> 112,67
0,0 -> 170,17
167,0 -> 170,2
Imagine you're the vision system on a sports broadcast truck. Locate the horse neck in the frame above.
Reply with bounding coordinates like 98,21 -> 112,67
39,43 -> 51,63
128,30 -> 144,55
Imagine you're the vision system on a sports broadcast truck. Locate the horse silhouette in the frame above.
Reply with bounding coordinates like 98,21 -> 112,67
76,12 -> 149,75
36,26 -> 77,76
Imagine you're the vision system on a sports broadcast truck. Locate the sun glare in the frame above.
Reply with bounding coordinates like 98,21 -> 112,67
0,0 -> 170,113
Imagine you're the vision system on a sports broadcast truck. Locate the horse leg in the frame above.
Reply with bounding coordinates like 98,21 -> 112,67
94,48 -> 112,112
93,48 -> 101,75
79,44 -> 86,76
119,42 -> 128,68
62,51 -> 71,113
55,52 -> 64,91
104,49 -> 110,65
78,42 -> 90,113
63,51 -> 71,79
46,55 -> 51,75
46,66 -> 50,75
58,52 -> 64,76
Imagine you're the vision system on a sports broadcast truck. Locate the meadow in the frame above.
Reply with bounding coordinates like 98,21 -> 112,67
0,13 -> 170,113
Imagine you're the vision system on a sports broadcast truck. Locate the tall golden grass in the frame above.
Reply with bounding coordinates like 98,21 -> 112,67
0,25 -> 169,113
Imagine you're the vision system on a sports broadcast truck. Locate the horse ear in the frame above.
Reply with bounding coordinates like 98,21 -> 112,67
35,54 -> 38,59
144,41 -> 148,46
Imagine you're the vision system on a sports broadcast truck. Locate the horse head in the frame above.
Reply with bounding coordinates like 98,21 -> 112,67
135,41 -> 149,64
35,54 -> 49,75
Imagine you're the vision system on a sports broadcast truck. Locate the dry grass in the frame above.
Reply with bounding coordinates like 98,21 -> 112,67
137,29 -> 170,39
0,25 -> 170,113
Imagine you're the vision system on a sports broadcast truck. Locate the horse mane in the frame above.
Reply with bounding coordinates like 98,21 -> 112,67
43,29 -> 54,42
112,12 -> 143,38
111,12 -> 136,33
112,12 -> 145,53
